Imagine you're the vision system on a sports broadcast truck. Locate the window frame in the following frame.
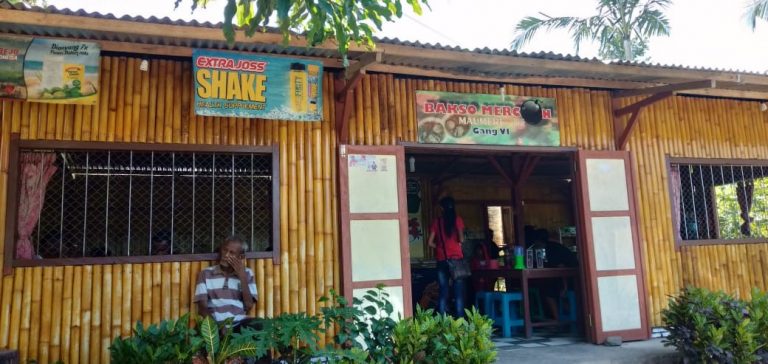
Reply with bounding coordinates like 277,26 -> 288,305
667,156 -> 768,247
4,133 -> 281,273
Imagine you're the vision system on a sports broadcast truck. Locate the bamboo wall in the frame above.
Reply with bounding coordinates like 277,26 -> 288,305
1,54 -> 767,363
619,95 -> 768,325
0,56 -> 341,364
343,74 -> 768,328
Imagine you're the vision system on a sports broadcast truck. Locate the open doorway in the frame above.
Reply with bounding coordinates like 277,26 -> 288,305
406,149 -> 585,340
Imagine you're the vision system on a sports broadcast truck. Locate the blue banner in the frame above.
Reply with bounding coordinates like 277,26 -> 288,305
193,49 -> 323,121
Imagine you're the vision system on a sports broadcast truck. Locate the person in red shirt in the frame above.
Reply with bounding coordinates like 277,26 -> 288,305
427,196 -> 466,317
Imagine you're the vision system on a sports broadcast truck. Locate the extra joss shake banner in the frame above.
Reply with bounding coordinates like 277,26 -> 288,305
416,91 -> 559,146
0,36 -> 100,104
193,49 -> 323,121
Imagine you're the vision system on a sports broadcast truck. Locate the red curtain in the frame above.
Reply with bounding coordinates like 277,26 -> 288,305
16,153 -> 57,259
737,180 -> 754,237
670,165 -> 682,241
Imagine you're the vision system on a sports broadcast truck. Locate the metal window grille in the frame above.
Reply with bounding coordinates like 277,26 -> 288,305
29,149 -> 273,258
673,162 -> 768,241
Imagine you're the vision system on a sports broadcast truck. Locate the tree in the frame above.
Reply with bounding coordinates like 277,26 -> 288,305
510,0 -> 672,61
177,0 -> 429,65
746,0 -> 768,30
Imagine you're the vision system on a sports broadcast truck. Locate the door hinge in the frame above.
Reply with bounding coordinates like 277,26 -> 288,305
340,145 -> 347,157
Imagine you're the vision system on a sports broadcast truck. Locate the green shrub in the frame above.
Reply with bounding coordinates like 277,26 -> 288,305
110,313 -> 203,364
393,307 -> 496,364
662,286 -> 768,364
197,316 -> 259,364
320,285 -> 399,363
111,286 -> 498,364
247,313 -> 323,363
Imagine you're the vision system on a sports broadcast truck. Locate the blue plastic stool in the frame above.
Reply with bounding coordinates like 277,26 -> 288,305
558,290 -> 578,334
474,291 -> 497,320
489,292 -> 524,338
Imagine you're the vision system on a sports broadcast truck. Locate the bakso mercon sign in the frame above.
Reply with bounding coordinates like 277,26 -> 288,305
193,49 -> 323,121
415,90 -> 560,146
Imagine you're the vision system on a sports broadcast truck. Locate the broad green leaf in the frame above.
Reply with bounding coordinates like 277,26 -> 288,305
199,316 -> 220,359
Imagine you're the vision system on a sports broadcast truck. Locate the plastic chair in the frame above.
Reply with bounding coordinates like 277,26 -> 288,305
558,290 -> 578,334
489,291 -> 524,338
474,291 -> 497,320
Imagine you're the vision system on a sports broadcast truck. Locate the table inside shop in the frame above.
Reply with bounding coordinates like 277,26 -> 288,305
472,267 -> 579,338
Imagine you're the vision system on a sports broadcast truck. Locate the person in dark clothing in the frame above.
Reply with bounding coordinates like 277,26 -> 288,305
483,229 -> 501,259
538,229 -> 578,268
534,228 -> 578,321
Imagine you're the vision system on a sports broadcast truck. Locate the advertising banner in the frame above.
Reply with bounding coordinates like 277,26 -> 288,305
0,36 -> 100,104
193,49 -> 323,121
416,90 -> 560,146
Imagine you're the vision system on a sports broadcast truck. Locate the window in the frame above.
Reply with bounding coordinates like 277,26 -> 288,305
670,160 -> 768,244
8,139 -> 279,265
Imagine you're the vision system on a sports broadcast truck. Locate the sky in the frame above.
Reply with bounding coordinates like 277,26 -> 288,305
46,0 -> 768,74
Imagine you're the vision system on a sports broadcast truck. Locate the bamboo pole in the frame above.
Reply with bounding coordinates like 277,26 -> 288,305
8,268 -> 23,350
172,61 -> 183,143
39,267 -> 53,363
58,266 -> 74,361
100,265 -> 113,364
180,262 -> 191,317
111,264 -> 123,343
362,76 -> 373,145
171,262 -> 181,319
107,57 -> 120,142
377,74 -> 390,145
122,264 -> 132,337
19,269 -> 32,363
305,117 -> 317,316
70,266 -> 82,364
80,265 -> 92,364
118,57 -> 131,142
155,60 -> 167,143
371,75 -> 382,146
154,263 -> 163,323
297,121 -> 308,313
142,262 -> 152,326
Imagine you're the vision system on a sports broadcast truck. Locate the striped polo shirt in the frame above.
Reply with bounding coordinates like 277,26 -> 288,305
194,265 -> 258,323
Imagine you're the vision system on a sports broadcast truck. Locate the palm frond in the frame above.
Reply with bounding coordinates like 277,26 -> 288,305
634,9 -> 671,37
746,0 -> 768,30
570,16 -> 603,55
511,15 -> 584,50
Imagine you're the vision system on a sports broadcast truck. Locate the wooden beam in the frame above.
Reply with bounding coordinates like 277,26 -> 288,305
345,51 -> 382,79
615,80 -> 717,98
487,156 -> 513,187
366,64 -> 768,101
517,156 -> 540,188
612,91 -> 674,150
613,91 -> 673,117
616,110 -> 642,151
334,71 -> 364,144
379,43 -> 768,87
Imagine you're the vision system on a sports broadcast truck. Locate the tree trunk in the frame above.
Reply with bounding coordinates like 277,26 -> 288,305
623,37 -> 632,61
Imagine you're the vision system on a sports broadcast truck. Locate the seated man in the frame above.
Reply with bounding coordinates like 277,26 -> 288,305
194,235 -> 258,329
534,228 -> 578,321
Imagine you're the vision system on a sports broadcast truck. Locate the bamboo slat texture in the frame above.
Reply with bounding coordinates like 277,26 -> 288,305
342,74 -> 768,329
0,56 -> 767,363
0,57 -> 340,363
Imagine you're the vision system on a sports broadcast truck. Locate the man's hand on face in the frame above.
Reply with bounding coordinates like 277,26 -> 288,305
226,254 -> 247,280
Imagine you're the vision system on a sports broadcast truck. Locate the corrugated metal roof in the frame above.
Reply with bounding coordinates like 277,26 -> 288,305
7,0 -> 761,74
1,0 -> 767,99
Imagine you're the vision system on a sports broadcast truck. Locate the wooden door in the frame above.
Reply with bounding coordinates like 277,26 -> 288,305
576,150 -> 649,343
339,145 -> 412,317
